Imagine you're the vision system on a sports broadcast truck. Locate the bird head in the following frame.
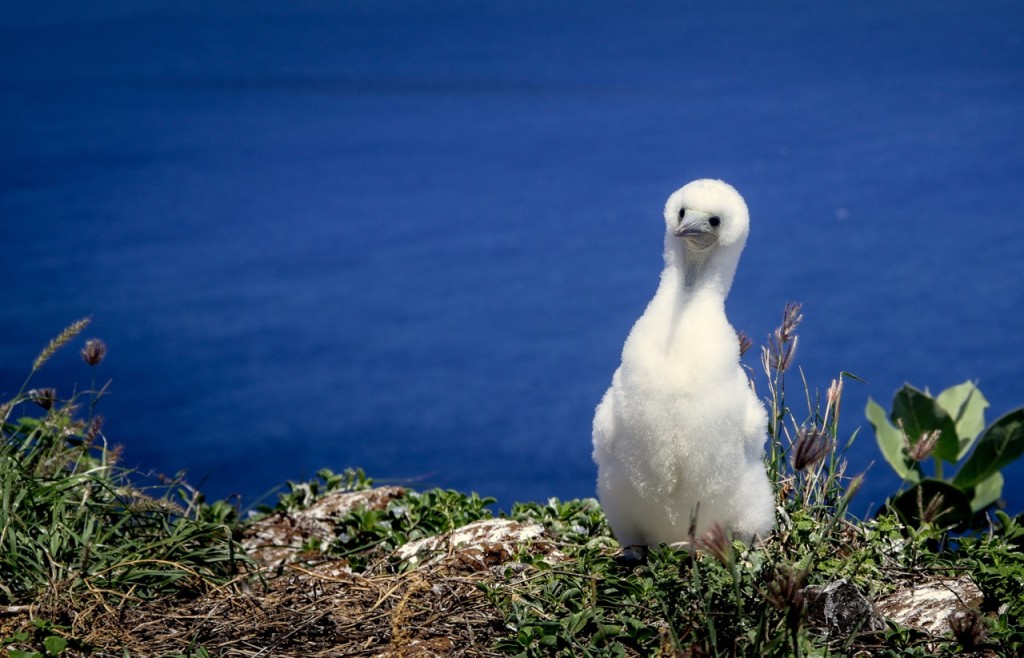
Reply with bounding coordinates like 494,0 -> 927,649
663,179 -> 750,251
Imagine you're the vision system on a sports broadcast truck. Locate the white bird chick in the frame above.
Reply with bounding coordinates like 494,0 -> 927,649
592,179 -> 774,548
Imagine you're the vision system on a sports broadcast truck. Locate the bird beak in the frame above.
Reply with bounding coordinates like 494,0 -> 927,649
673,211 -> 719,248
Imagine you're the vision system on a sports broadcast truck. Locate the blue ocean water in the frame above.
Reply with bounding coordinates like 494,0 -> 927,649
2,1 -> 1022,515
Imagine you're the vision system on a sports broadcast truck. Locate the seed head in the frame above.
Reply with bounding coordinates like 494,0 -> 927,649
697,522 -> 733,566
826,377 -> 843,409
766,338 -> 797,372
775,302 -> 803,344
765,303 -> 804,373
792,427 -> 833,471
737,331 -> 753,357
108,443 -> 124,465
846,474 -> 864,498
84,414 -> 104,446
31,388 -> 57,411
765,566 -> 807,610
81,338 -> 107,366
949,610 -> 986,648
907,429 -> 941,462
33,317 -> 91,371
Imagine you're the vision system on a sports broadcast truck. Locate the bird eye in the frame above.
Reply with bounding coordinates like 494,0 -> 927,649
709,216 -> 721,227
678,208 -> 686,220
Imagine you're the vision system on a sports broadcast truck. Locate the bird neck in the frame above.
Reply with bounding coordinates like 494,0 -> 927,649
661,235 -> 739,300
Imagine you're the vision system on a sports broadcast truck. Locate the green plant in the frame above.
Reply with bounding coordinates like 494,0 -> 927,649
0,320 -> 251,613
866,381 -> 1024,528
509,497 -> 610,542
327,488 -> 496,569
263,467 -> 374,513
759,303 -> 861,515
0,619 -> 77,657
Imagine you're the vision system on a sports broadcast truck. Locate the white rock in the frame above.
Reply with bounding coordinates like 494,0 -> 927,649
395,518 -> 549,567
877,574 -> 983,636
242,486 -> 405,566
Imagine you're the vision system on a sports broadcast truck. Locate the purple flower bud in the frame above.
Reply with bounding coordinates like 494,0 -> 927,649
31,388 -> 57,410
792,427 -> 833,471
81,339 -> 107,366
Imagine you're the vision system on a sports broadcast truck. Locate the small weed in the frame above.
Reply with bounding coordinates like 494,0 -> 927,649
510,497 -> 610,543
1,619 -> 78,657
263,466 -> 374,513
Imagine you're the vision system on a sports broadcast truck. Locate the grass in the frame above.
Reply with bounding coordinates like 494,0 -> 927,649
1,315 -> 1023,656
1,319 -> 251,655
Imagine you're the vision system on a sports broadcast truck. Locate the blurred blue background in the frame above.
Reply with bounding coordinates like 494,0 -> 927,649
2,0 -> 1022,514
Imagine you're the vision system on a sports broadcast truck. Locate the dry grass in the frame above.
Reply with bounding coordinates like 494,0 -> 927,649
3,550 -> 510,657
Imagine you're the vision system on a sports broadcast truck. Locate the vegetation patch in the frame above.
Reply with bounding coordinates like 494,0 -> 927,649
2,315 -> 1023,656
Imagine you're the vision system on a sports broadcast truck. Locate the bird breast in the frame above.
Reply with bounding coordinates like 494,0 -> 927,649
620,291 -> 739,396
606,289 -> 756,484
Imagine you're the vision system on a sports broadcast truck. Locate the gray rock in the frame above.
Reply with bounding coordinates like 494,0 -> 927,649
804,578 -> 885,637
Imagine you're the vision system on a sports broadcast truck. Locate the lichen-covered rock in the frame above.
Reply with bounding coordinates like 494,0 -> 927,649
394,517 -> 556,569
242,486 -> 405,567
877,574 -> 983,637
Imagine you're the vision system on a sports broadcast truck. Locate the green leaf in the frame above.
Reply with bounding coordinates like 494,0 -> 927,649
43,636 -> 68,656
891,384 -> 960,464
566,609 -> 592,635
539,634 -> 559,648
890,479 -> 972,531
866,397 -> 919,482
993,510 -> 1024,543
968,471 -> 1003,512
954,407 -> 1024,489
935,381 -> 989,459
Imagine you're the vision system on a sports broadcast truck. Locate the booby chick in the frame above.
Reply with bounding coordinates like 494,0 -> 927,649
592,179 -> 774,548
